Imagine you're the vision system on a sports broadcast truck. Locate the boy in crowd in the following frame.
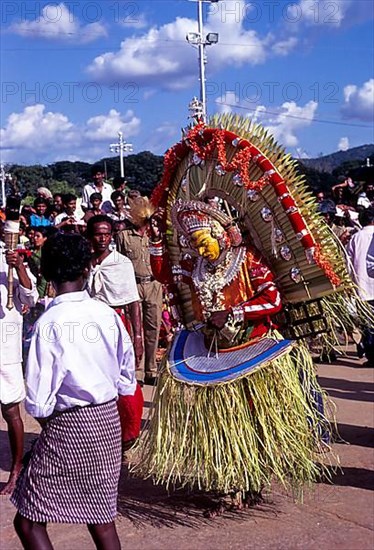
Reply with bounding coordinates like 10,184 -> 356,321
112,176 -> 128,194
53,193 -> 83,231
0,205 -> 39,495
82,192 -> 104,223
82,166 -> 113,214
29,198 -> 52,228
109,191 -> 130,223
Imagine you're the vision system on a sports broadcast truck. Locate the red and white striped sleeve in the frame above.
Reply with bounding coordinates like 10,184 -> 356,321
231,259 -> 282,323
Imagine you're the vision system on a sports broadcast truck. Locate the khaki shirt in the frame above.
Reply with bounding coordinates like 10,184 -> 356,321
116,227 -> 152,277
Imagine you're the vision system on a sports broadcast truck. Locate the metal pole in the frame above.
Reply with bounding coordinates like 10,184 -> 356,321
1,165 -> 6,208
197,0 -> 207,122
118,132 -> 125,177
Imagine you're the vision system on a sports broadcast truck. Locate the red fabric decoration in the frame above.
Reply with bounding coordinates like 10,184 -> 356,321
117,383 -> 144,443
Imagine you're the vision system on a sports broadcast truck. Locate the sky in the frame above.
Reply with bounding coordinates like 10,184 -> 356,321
1,0 -> 373,166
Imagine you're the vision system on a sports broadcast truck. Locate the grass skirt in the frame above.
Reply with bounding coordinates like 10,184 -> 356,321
133,342 -> 335,495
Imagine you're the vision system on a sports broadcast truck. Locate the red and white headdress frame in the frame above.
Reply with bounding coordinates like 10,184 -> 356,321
171,199 -> 242,249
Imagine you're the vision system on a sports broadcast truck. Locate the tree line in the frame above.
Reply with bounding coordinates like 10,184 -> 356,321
7,151 -> 164,201
5,149 -> 373,202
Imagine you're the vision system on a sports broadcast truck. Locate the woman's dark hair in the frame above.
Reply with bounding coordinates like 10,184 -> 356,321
86,215 -> 113,237
33,226 -> 57,239
41,232 -> 91,283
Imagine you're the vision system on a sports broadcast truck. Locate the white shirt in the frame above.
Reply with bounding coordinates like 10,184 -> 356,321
346,225 -> 374,301
25,290 -> 136,418
357,193 -> 372,209
53,212 -> 85,227
108,208 -> 130,222
81,182 -> 114,213
0,243 -> 39,367
88,250 -> 139,307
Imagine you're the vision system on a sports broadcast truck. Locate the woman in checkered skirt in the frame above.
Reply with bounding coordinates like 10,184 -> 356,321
11,232 -> 136,550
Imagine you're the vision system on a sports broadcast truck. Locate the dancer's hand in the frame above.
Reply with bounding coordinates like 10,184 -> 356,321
208,310 -> 230,330
150,208 -> 165,241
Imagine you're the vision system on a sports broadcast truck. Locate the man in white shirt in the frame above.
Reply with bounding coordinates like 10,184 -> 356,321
12,232 -> 134,549
53,193 -> 85,231
357,183 -> 374,210
87,215 -> 144,449
346,207 -> 374,366
81,166 -> 113,214
0,222 -> 38,495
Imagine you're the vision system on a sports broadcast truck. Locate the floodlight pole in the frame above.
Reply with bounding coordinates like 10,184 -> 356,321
197,0 -> 207,122
109,132 -> 133,177
187,1 -> 219,122
118,132 -> 125,177
0,165 -> 12,208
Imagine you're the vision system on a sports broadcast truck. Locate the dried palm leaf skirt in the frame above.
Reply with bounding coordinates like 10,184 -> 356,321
133,342 -> 335,495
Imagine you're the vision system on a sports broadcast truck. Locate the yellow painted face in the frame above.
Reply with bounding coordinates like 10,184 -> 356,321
190,229 -> 220,261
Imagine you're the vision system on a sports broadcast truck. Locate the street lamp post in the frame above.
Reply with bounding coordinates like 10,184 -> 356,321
0,165 -> 12,208
197,0 -> 206,119
109,132 -> 133,177
186,0 -> 219,121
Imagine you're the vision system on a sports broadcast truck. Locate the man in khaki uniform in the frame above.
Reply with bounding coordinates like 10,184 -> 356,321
116,198 -> 162,385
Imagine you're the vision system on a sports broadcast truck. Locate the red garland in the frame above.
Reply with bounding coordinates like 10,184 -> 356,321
185,125 -> 265,190
151,124 -> 341,289
313,245 -> 341,287
151,145 -> 180,207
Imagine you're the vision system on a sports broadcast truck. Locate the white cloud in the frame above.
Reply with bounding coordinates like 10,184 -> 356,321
271,37 -> 298,56
215,93 -> 318,148
87,17 -> 196,89
0,104 -> 76,150
341,79 -> 374,122
119,12 -> 148,30
287,0 -> 373,29
85,109 -> 140,141
0,105 -> 140,164
338,137 -> 350,151
86,1 -> 297,90
216,91 -> 241,114
289,0 -> 349,27
265,100 -> 318,147
10,3 -> 107,43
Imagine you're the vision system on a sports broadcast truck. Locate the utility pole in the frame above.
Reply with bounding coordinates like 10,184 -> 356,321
0,165 -> 12,207
186,0 -> 219,122
197,0 -> 206,119
109,132 -> 133,177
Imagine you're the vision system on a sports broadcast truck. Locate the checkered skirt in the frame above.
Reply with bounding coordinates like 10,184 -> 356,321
11,400 -> 121,524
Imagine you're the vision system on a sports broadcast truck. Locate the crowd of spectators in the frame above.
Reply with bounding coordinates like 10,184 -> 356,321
0,166 -> 169,505
0,166 -> 166,382
315,177 -> 374,245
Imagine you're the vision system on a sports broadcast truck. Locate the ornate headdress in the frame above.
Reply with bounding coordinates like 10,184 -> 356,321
171,199 -> 242,249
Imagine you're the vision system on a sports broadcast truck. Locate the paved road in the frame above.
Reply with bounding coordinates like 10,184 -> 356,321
1,350 -> 373,550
